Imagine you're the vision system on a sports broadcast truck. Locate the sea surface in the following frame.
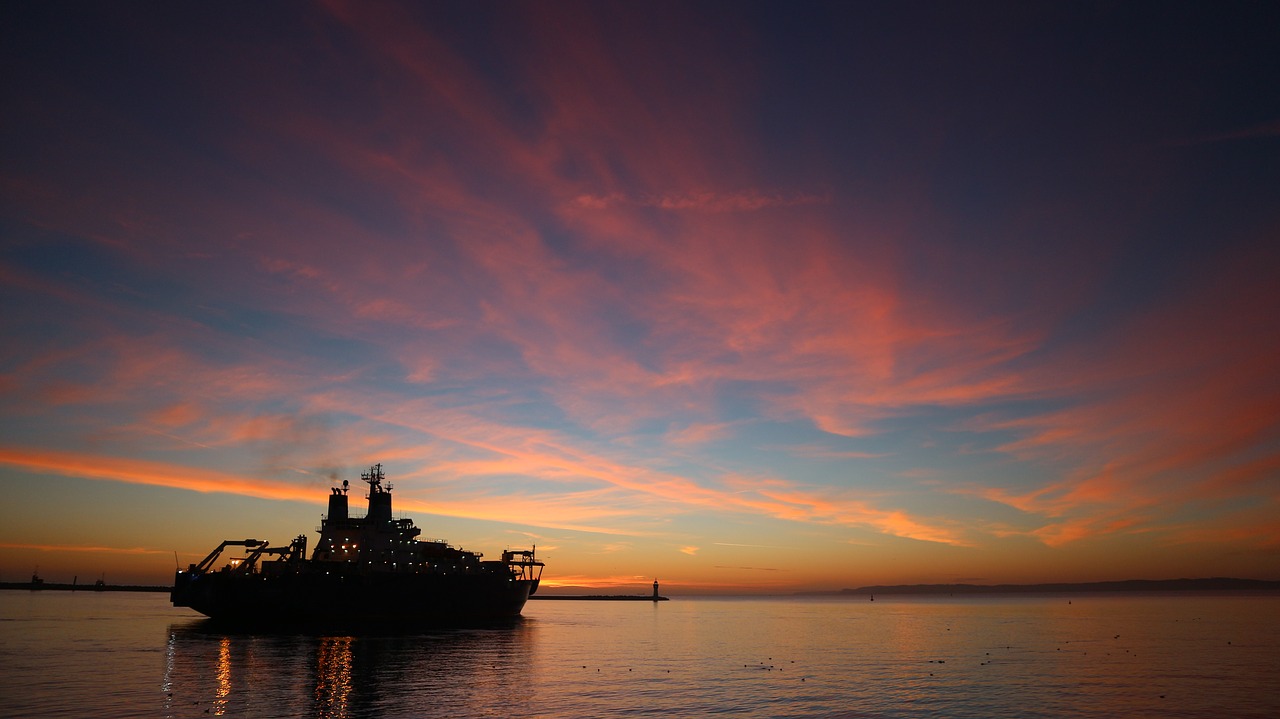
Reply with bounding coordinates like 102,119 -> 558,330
0,590 -> 1276,718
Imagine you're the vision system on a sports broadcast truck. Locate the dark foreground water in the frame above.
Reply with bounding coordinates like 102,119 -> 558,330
0,591 -> 1276,718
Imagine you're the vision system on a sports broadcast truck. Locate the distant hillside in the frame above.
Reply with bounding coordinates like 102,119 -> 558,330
805,577 -> 1280,596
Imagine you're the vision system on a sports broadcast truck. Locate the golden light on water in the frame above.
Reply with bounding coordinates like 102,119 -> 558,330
214,636 -> 232,716
315,636 -> 354,719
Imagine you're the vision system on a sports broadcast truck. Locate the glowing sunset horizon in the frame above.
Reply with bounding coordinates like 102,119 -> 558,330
2,2 -> 1277,592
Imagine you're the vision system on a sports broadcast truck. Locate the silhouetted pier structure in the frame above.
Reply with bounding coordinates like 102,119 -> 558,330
531,579 -> 669,601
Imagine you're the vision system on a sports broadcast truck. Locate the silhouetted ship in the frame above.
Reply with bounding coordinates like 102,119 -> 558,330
171,464 -> 543,625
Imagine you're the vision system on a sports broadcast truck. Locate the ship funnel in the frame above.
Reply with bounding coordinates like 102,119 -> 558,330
362,463 -> 393,524
368,488 -> 392,523
327,487 -> 349,521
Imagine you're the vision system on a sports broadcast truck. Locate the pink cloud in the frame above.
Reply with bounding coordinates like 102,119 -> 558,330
70,0 -> 1034,450
546,205 -> 1043,434
664,422 -> 744,446
5,0 -> 1274,577
570,190 -> 830,213
964,240 -> 1280,545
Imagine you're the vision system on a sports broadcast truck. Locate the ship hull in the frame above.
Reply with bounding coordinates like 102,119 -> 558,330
172,569 -> 538,626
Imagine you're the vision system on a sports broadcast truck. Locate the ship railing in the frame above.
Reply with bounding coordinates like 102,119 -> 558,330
501,549 -> 545,582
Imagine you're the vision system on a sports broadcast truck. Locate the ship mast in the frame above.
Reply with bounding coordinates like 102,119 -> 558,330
361,463 -> 390,495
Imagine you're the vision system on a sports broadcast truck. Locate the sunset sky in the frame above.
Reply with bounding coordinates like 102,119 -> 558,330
2,2 -> 1277,593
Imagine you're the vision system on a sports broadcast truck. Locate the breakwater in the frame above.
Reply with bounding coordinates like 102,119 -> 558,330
531,594 -> 668,601
0,582 -> 168,593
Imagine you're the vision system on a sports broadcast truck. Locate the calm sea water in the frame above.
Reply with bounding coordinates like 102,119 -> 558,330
0,591 -> 1276,718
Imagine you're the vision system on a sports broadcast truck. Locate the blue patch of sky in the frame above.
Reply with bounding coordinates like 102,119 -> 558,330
425,346 -> 539,394
703,378 -> 782,425
1,254 -> 393,448
4,228 -> 133,287
463,393 -> 574,437
1,229 -> 199,338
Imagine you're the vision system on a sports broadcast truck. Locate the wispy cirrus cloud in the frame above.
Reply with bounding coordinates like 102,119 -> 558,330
5,1 -> 1278,588
959,242 -> 1280,547
569,190 -> 830,212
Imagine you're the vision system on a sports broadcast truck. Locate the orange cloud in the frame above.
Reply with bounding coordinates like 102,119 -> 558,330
0,447 -> 318,503
0,542 -> 171,555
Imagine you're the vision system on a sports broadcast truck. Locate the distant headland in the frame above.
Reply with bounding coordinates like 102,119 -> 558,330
801,577 -> 1280,596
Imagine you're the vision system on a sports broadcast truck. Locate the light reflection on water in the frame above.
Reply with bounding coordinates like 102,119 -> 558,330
1,591 -> 1278,718
161,617 -> 536,718
214,636 -> 231,715
315,636 -> 353,718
